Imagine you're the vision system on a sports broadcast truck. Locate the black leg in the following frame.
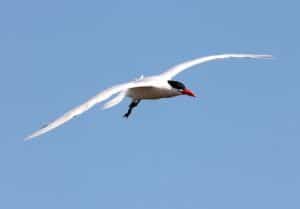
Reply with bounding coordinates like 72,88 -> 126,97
123,100 -> 140,118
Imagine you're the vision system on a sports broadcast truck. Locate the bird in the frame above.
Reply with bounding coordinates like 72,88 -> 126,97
25,53 -> 272,140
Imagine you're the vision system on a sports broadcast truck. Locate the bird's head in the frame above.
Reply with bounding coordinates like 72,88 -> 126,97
168,80 -> 196,97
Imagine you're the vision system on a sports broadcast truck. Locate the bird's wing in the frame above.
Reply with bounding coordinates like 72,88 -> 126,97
25,80 -> 155,141
160,54 -> 272,79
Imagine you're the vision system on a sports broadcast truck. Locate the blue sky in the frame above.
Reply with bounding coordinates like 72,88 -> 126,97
1,0 -> 299,208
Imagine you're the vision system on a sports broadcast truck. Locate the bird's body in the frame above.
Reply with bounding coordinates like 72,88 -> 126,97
127,85 -> 181,100
25,53 -> 272,140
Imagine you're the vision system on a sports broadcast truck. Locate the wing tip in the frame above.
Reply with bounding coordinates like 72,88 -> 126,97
24,124 -> 49,141
222,53 -> 273,60
24,134 -> 36,141
229,53 -> 273,59
256,54 -> 273,59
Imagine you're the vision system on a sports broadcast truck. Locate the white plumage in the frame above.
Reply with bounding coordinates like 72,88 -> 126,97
25,53 -> 272,140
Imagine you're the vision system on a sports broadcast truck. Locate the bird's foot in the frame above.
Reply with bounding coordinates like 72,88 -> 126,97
123,99 -> 140,118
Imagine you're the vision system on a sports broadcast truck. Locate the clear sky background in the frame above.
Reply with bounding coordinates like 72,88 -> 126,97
1,0 -> 299,208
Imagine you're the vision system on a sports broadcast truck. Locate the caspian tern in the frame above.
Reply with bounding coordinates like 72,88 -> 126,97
25,53 -> 272,140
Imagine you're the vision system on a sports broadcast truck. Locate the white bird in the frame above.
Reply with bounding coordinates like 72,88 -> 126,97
25,53 -> 272,140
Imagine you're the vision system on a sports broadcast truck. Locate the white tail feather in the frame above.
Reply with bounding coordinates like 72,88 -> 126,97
102,91 -> 126,110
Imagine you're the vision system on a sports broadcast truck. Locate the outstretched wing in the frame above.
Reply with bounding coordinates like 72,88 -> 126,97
160,54 -> 272,79
25,80 -> 154,141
